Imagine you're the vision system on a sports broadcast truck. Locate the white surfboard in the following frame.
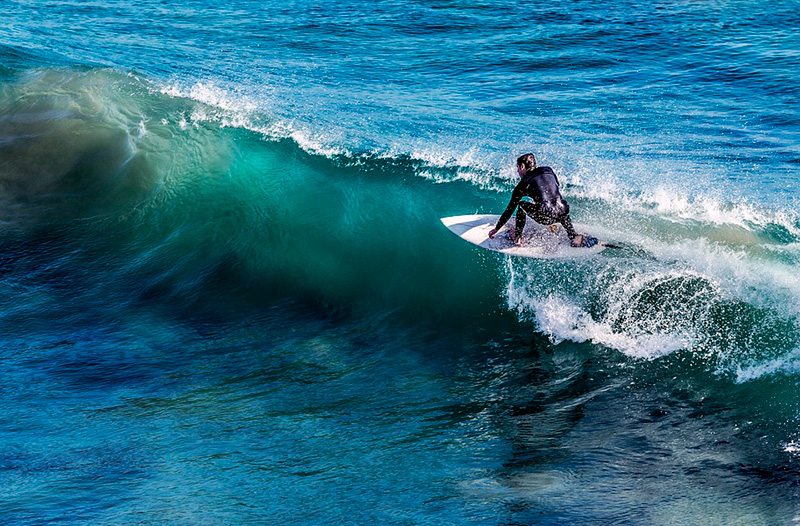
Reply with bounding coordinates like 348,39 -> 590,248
441,214 -> 607,259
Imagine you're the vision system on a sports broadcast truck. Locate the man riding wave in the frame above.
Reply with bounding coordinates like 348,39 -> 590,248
488,153 -> 588,248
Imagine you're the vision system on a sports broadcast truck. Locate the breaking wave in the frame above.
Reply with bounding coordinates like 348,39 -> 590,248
2,67 -> 799,382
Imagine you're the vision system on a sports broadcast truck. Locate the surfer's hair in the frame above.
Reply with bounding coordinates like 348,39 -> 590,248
517,153 -> 536,171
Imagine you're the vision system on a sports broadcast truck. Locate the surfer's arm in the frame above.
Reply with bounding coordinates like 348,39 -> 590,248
488,185 -> 524,238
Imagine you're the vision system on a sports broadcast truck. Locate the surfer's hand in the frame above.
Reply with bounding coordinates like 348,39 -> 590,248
488,227 -> 499,239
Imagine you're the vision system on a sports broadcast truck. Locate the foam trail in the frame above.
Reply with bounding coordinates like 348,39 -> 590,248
507,261 -> 706,359
506,228 -> 800,381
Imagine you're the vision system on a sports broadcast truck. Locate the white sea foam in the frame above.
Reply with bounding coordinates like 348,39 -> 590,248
538,294 -> 692,359
156,80 -> 517,184
506,263 -> 700,359
568,177 -> 800,238
159,80 -> 259,114
645,237 -> 800,319
505,228 -> 800,375
159,80 -> 355,157
415,168 -> 506,192
734,348 -> 800,383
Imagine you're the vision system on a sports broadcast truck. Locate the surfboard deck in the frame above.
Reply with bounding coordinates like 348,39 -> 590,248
441,214 -> 607,259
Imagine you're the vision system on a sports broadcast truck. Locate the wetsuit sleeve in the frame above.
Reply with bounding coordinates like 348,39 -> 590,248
494,184 -> 525,231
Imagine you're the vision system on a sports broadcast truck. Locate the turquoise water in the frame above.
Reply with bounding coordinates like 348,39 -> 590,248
1,1 -> 799,524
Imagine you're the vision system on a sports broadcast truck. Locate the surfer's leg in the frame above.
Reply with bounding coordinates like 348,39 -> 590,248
517,201 -> 549,242
514,205 -> 528,244
523,202 -> 558,229
558,214 -> 579,239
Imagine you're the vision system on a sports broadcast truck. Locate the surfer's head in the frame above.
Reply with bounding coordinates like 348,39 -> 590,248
516,153 -> 536,176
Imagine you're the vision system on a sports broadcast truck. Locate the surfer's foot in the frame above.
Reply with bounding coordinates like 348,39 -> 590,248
509,232 -> 523,246
570,234 -> 585,247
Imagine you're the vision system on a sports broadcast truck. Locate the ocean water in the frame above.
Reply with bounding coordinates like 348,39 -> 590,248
0,0 -> 799,524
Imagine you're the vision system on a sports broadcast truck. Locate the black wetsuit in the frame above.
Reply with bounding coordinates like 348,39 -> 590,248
495,166 -> 578,241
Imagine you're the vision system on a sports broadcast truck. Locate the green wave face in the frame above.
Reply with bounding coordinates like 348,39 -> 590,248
0,68 -> 501,323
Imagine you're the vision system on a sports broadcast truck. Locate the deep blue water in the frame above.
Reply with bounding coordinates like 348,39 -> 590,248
1,1 -> 799,524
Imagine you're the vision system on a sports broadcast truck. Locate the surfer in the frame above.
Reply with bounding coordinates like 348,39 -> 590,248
488,153 -> 586,247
